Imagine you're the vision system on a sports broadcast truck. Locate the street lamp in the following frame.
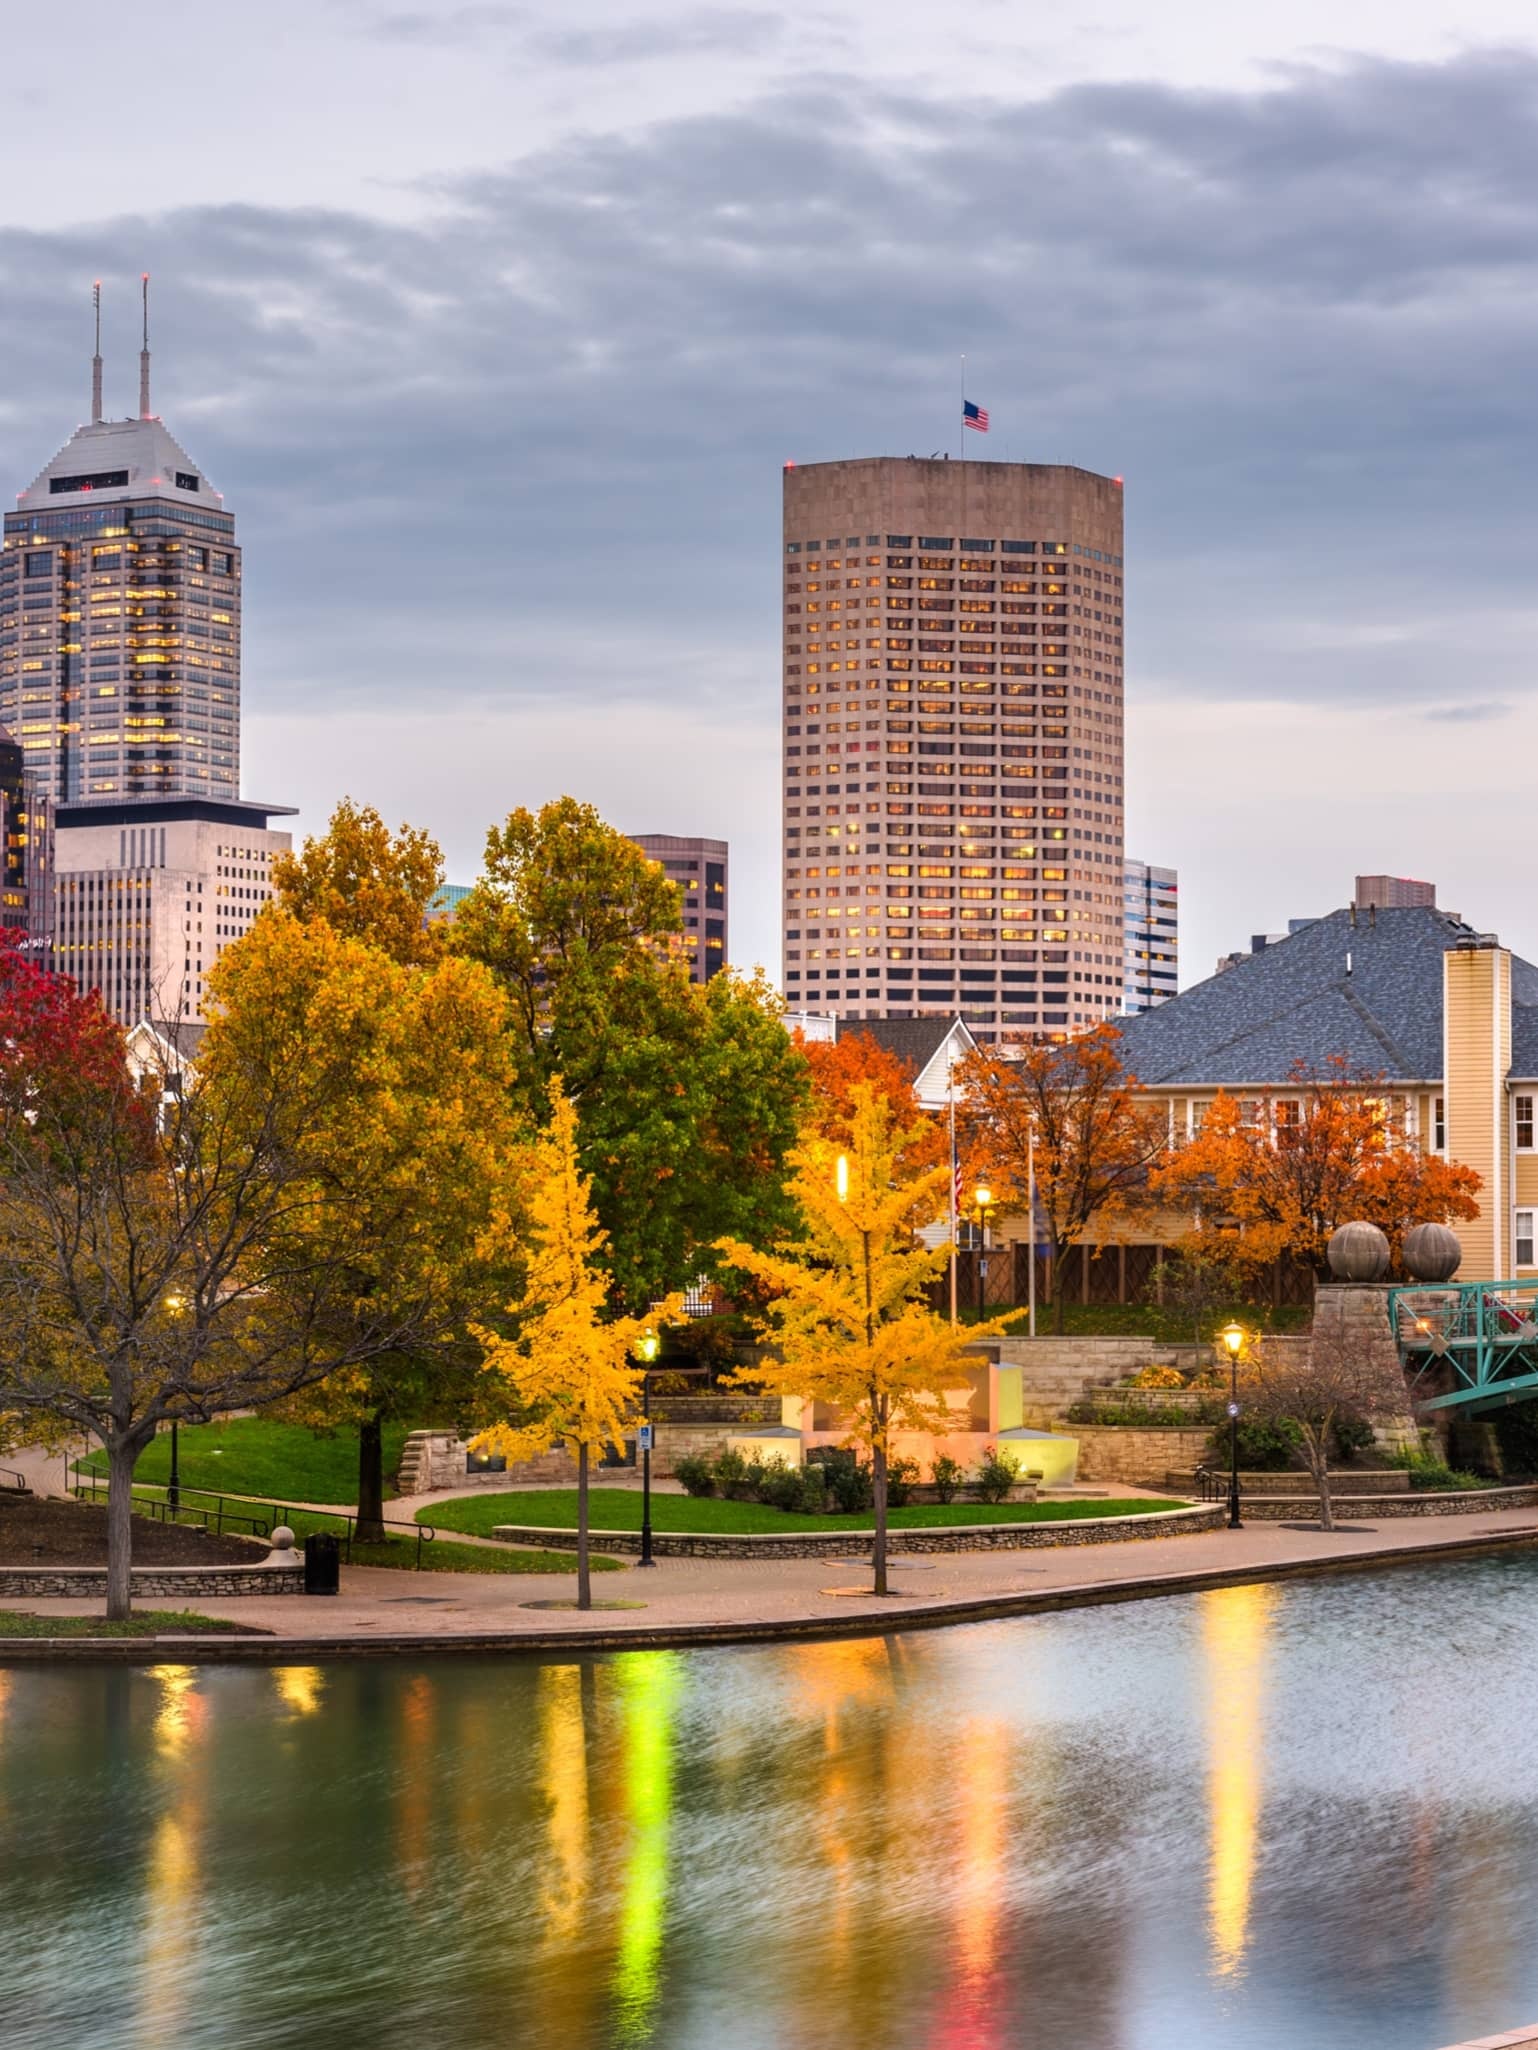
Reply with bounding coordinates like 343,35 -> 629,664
972,1184 -> 994,1319
1220,1321 -> 1245,1531
164,1293 -> 188,1515
637,1328 -> 660,1569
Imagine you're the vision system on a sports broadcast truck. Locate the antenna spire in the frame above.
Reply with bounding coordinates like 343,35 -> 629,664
139,273 -> 151,419
91,282 -> 103,423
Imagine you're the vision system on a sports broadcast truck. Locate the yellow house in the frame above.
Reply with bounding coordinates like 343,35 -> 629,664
1110,904 -> 1538,1283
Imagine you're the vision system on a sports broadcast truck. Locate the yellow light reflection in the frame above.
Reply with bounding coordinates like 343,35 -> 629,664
273,1666 -> 325,1717
1201,1583 -> 1276,1980
610,1651 -> 683,2045
539,1665 -> 590,1945
147,1664 -> 201,1758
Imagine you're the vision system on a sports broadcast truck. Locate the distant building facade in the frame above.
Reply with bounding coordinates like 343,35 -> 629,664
0,313 -> 240,805
1355,873 -> 1435,910
631,834 -> 728,983
51,795 -> 293,1027
780,457 -> 1126,1041
1122,859 -> 1177,1013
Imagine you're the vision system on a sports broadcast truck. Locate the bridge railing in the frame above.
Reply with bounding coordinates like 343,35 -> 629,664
1388,1279 -> 1538,1352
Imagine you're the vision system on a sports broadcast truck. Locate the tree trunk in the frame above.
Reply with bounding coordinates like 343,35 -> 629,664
1311,1439 -> 1334,1531
355,1411 -> 387,1545
872,1440 -> 889,1596
105,1436 -> 139,1622
576,1441 -> 592,1611
1052,1246 -> 1068,1334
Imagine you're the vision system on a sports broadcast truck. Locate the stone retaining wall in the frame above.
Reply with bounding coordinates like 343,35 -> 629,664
1071,1425 -> 1213,1482
1166,1469 -> 1414,1497
1239,1484 -> 1538,1521
490,1504 -> 1223,1558
0,1564 -> 305,1597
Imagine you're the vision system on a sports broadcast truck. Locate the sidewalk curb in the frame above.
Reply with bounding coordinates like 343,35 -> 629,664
4,1522 -> 1535,1663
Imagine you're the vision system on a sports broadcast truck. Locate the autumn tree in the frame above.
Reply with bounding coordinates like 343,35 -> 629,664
1237,1317 -> 1408,1530
206,911 -> 528,1541
271,797 -> 445,966
797,1026 -> 946,1177
959,1025 -> 1169,1331
720,1085 -> 1009,1596
1153,1060 -> 1481,1279
475,1086 -> 684,1609
0,933 -> 489,1619
451,797 -> 806,1306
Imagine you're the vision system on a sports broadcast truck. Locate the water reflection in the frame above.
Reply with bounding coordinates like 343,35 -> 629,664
4,1557 -> 1538,2050
1201,1583 -> 1276,1982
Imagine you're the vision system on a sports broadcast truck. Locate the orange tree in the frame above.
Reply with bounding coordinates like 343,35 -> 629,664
796,1027 -> 946,1175
1152,1058 -> 1481,1278
958,1025 -> 1168,1331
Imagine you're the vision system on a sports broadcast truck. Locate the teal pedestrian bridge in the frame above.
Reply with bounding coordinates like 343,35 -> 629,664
1389,1279 -> 1538,1413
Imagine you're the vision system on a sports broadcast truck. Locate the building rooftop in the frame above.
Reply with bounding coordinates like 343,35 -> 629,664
1115,905 -> 1538,1087
55,796 -> 295,829
14,416 -> 221,515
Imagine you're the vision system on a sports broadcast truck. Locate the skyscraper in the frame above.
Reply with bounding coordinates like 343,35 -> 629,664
1122,859 -> 1178,1013
630,834 -> 729,983
0,283 -> 240,805
781,458 -> 1125,1040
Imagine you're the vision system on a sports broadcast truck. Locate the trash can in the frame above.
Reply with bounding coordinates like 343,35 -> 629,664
304,1532 -> 341,1596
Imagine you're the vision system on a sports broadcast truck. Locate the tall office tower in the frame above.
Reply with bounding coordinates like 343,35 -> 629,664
0,725 -> 29,933
781,459 -> 1125,1040
1123,859 -> 1178,1013
631,833 -> 729,983
51,795 -> 294,1028
1355,873 -> 1436,910
0,287 -> 240,804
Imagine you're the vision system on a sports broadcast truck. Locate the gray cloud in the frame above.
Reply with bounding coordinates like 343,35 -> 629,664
1424,701 -> 1513,722
7,49 -> 1538,968
366,5 -> 526,44
535,12 -> 784,66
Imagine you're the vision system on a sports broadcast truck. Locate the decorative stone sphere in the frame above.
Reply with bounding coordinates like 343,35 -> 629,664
1327,1220 -> 1391,1282
270,1525 -> 295,1552
1402,1222 -> 1462,1283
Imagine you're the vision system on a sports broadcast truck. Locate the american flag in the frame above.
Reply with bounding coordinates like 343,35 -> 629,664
963,400 -> 990,433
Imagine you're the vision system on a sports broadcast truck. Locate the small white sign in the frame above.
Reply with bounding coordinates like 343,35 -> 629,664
637,1425 -> 654,1452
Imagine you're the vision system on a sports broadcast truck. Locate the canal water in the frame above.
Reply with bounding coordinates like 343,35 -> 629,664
3,1555 -> 1537,2050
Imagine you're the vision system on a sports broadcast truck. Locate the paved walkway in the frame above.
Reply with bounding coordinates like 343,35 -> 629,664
7,1503 -> 1537,1655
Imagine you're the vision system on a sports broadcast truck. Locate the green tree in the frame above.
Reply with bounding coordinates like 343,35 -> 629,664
205,911 -> 528,1540
271,797 -> 445,966
452,797 -> 806,1306
475,1086 -> 684,1608
720,1086 -> 1009,1596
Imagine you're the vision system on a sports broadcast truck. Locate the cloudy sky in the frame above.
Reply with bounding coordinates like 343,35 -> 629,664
4,2 -> 1538,984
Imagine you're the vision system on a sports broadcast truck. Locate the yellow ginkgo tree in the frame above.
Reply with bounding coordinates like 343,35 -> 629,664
720,1083 -> 1010,1596
475,1084 -> 684,1609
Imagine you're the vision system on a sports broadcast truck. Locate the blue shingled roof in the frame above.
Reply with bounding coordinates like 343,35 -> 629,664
1116,905 -> 1538,1086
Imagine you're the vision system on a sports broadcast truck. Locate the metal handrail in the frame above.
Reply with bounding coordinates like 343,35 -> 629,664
0,1467 -> 29,1494
1193,1465 -> 1243,1505
71,1474 -> 271,1539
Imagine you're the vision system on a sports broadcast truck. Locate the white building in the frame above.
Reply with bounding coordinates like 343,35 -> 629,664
51,796 -> 293,1027
1123,859 -> 1178,1013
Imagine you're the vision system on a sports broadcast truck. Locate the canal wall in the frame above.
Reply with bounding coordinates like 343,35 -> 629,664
1238,1484 -> 1538,1520
490,1503 -> 1225,1558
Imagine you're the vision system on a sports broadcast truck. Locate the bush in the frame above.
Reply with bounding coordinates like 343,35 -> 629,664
1206,1414 -> 1304,1471
795,1463 -> 829,1514
673,1453 -> 716,1498
712,1448 -> 748,1496
887,1456 -> 920,1508
931,1455 -> 964,1504
753,1456 -> 807,1513
1066,1398 -> 1224,1427
808,1446 -> 874,1513
1130,1364 -> 1187,1389
1331,1413 -> 1377,1463
973,1445 -> 1022,1504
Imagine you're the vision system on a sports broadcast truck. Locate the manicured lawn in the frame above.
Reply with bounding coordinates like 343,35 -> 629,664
426,1489 -> 1181,1537
958,1302 -> 1313,1342
0,1609 -> 255,1639
76,1417 -> 410,1507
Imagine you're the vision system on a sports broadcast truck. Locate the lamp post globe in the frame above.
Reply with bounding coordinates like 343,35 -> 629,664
973,1186 -> 994,1319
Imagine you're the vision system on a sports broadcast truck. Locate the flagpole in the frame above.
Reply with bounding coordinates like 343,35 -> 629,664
1027,1118 -> 1037,1340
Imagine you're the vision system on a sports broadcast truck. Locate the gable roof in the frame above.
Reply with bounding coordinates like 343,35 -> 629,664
1116,905 -> 1538,1088
837,1015 -> 978,1110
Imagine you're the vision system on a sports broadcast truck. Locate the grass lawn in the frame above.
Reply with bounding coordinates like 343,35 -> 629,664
76,1417 -> 410,1507
958,1302 -> 1313,1342
426,1489 -> 1182,1538
0,1609 -> 255,1638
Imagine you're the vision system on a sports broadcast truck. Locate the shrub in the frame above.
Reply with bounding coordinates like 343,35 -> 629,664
887,1456 -> 920,1508
1206,1414 -> 1304,1471
1130,1364 -> 1186,1389
712,1448 -> 748,1496
808,1446 -> 874,1513
673,1453 -> 716,1498
1067,1398 -> 1224,1428
796,1463 -> 829,1514
754,1456 -> 808,1513
931,1455 -> 964,1504
973,1445 -> 1022,1504
1331,1413 -> 1377,1463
